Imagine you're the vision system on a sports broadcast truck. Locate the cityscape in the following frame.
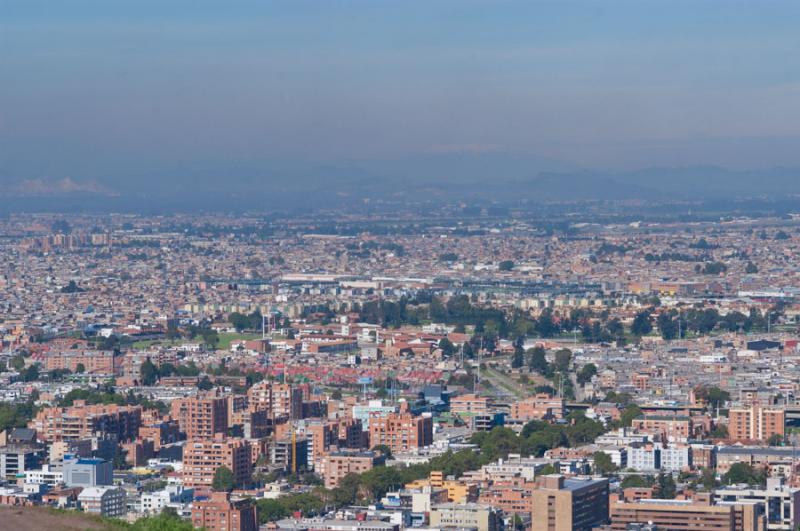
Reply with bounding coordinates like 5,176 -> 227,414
3,2 -> 800,531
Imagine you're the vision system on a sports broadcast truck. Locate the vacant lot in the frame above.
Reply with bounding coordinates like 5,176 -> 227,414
0,506 -> 124,531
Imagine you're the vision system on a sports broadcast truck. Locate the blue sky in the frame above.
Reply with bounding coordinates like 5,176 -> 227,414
2,0 -> 800,188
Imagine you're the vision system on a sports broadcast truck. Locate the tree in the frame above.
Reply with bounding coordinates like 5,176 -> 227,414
554,349 -> 572,372
498,260 -> 514,271
577,363 -> 597,386
656,473 -> 676,499
10,355 -> 25,372
256,499 -> 291,524
371,444 -> 393,459
631,310 -> 653,336
657,312 -> 679,340
229,312 -> 251,332
511,347 -> 525,369
710,424 -> 728,439
113,446 -> 129,469
702,261 -> 728,275
593,451 -> 617,475
527,347 -> 549,374
767,433 -> 784,446
60,280 -> 83,293
621,475 -> 652,489
140,359 -> 159,386
331,389 -> 343,400
20,364 -> 40,382
536,464 -> 557,476
699,468 -> 719,491
197,376 -> 214,391
0,401 -> 38,432
438,338 -> 457,357
620,404 -> 642,428
75,363 -> 86,374
745,262 -> 758,274
694,385 -> 730,409
213,465 -> 236,491
723,462 -> 765,486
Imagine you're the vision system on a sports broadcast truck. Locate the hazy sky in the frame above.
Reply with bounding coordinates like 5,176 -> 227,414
2,0 -> 800,188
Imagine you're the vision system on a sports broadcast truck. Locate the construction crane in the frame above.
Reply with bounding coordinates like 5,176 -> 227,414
291,424 -> 297,475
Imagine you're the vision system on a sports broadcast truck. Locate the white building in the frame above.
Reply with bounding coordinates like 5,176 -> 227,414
141,484 -> 193,514
627,445 -> 691,472
661,446 -> 691,472
627,445 -> 659,471
78,486 -> 127,517
24,464 -> 63,487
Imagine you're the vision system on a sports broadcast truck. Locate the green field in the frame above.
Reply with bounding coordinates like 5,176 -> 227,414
217,332 -> 263,350
131,332 -> 263,350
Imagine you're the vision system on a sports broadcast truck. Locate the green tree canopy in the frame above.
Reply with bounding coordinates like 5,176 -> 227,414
212,465 -> 236,491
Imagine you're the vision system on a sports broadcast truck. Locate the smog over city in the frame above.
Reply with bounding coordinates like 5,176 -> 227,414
2,2 -> 800,530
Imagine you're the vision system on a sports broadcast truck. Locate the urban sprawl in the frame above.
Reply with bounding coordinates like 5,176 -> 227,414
3,211 -> 800,531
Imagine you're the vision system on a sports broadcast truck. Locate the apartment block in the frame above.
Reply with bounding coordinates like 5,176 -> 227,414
320,451 -> 382,488
44,350 -> 119,374
247,382 -> 303,419
450,394 -> 491,416
182,436 -> 252,490
191,491 -> 258,531
728,405 -> 785,443
30,401 -> 142,443
510,393 -> 565,421
171,395 -> 229,441
631,415 -> 693,442
368,412 -> 433,455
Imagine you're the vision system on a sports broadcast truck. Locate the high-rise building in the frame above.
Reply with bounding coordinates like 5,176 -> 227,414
728,405 -> 785,443
171,395 -> 228,441
182,436 -> 252,490
368,412 -> 433,455
531,475 -> 609,531
248,382 -> 303,419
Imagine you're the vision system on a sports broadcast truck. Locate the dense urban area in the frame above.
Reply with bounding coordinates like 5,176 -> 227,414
3,207 -> 800,531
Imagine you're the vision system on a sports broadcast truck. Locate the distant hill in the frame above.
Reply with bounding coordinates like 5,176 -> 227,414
3,155 -> 800,212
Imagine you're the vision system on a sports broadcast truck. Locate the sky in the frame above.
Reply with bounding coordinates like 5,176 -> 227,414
2,0 -> 800,196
